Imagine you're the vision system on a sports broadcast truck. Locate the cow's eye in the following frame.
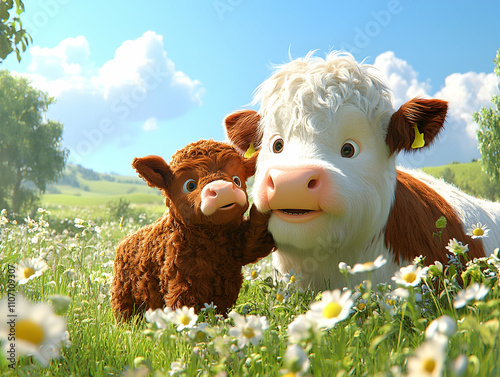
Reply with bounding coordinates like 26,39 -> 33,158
182,179 -> 197,193
232,175 -> 242,187
271,135 -> 284,153
341,140 -> 361,158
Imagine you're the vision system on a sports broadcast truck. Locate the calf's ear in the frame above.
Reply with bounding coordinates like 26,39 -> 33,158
243,151 -> 259,178
385,98 -> 448,155
132,155 -> 172,193
224,110 -> 262,155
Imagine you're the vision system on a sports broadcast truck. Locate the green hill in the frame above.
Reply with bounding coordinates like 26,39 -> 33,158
422,161 -> 500,202
42,164 -> 164,208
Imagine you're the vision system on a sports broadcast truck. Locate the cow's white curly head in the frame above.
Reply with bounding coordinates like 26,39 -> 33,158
249,52 -> 397,250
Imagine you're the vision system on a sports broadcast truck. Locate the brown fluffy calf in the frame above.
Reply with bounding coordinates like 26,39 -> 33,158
111,140 -> 275,320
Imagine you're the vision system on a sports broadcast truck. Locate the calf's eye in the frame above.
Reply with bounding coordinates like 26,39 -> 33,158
232,175 -> 242,187
270,135 -> 284,153
341,140 -> 360,158
183,179 -> 197,193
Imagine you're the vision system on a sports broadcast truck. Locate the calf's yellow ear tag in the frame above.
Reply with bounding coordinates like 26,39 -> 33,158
411,124 -> 425,149
244,142 -> 256,158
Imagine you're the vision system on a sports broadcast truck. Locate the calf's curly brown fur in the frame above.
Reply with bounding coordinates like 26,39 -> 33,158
111,140 -> 275,320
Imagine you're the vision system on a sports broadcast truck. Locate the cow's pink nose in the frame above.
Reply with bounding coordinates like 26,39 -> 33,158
266,168 -> 324,210
200,180 -> 247,216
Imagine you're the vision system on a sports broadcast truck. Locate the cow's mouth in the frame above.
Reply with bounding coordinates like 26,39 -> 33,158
220,203 -> 236,210
272,209 -> 323,223
280,209 -> 314,215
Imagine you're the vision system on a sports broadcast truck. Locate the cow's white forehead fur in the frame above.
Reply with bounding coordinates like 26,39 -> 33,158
253,51 -> 394,138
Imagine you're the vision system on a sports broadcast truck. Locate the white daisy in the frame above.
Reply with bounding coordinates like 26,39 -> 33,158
347,255 -> 387,274
406,338 -> 447,377
445,238 -> 469,255
338,262 -> 349,273
0,213 -> 8,226
466,222 -> 490,239
16,258 -> 49,284
451,354 -> 468,377
392,264 -> 428,288
387,288 -> 422,302
188,322 -> 211,343
171,306 -> 198,331
168,361 -> 186,376
74,218 -> 86,228
228,311 -> 269,348
284,270 -> 301,285
453,283 -> 490,309
0,295 -> 69,367
48,294 -> 72,314
282,344 -> 310,375
287,314 -> 319,343
200,302 -> 217,312
275,288 -> 290,303
245,266 -> 261,281
145,307 -> 174,329
425,315 -> 457,340
306,289 -> 355,329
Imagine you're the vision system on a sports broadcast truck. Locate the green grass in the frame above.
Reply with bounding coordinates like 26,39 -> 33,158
42,192 -> 163,207
1,162 -> 500,375
1,205 -> 500,376
422,161 -> 500,201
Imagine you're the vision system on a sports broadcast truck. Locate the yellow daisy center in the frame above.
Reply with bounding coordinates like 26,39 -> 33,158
358,302 -> 366,310
23,267 -> 35,279
179,314 -> 191,326
290,275 -> 296,283
242,326 -> 255,339
195,331 -> 206,342
473,228 -> 484,236
323,302 -> 342,319
15,319 -> 45,345
276,293 -> 285,303
422,357 -> 436,372
251,270 -> 258,279
403,271 -> 417,283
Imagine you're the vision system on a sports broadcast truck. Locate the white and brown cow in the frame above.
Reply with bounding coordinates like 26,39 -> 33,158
225,51 -> 500,291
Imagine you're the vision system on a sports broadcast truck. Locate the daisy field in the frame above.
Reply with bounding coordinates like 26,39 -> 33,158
0,206 -> 499,376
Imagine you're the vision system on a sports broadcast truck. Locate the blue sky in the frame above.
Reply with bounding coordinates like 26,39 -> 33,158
3,0 -> 500,175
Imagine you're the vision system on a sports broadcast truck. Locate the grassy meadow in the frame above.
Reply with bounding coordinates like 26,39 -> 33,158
0,163 -> 500,376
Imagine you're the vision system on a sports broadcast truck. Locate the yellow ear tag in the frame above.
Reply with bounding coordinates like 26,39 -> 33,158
244,142 -> 256,158
411,124 -> 425,149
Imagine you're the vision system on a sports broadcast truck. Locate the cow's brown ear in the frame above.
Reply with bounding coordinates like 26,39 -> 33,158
132,155 -> 172,194
386,98 -> 448,154
224,110 -> 262,155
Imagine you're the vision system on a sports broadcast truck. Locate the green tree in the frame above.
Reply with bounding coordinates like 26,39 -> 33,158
0,0 -> 31,62
0,70 -> 67,214
474,48 -> 500,181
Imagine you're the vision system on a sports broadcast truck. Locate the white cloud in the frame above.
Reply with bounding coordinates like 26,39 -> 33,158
22,31 -> 204,164
373,51 -> 500,168
28,36 -> 90,81
434,71 -> 499,139
373,51 -> 431,107
143,117 -> 158,131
